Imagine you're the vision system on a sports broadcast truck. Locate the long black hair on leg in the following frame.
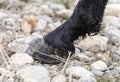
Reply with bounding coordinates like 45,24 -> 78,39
44,0 -> 108,53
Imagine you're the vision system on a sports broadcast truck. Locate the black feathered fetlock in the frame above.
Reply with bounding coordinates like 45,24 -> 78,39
30,0 -> 108,64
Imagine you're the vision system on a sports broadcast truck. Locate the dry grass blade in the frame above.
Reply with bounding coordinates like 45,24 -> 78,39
0,44 -> 10,69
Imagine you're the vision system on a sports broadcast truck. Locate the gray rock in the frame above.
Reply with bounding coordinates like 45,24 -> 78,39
16,65 -> 50,82
9,53 -> 34,69
110,53 -> 120,62
78,36 -> 108,52
91,70 -> 104,76
8,33 -> 43,53
103,16 -> 120,29
34,18 -> 47,31
104,26 -> 120,43
91,60 -> 108,71
56,9 -> 73,19
49,3 -> 65,11
78,77 -> 96,82
51,75 -> 66,82
1,31 -> 14,42
105,4 -> 120,17
0,12 -> 8,20
109,0 -> 120,3
75,53 -> 91,62
66,66 -> 94,78
107,69 -> 120,77
39,5 -> 54,16
40,15 -> 53,23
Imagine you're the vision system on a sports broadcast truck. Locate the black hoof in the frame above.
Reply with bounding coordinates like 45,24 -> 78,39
25,38 -> 68,64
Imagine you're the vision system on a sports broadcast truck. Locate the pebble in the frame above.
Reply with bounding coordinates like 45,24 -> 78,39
0,68 -> 14,77
40,15 -> 53,23
49,3 -> 65,11
9,53 -> 34,69
78,36 -> 108,52
91,60 -> 108,71
56,9 -> 73,19
34,18 -> 47,31
16,65 -> 50,82
110,53 -> 120,62
8,33 -> 43,53
21,15 -> 38,33
66,66 -> 94,78
106,69 -> 120,77
51,75 -> 66,82
104,26 -> 120,43
103,16 -> 120,29
78,77 -> 96,82
91,70 -> 104,76
109,0 -> 120,3
0,12 -> 8,20
75,53 -> 91,62
105,4 -> 120,17
39,5 -> 54,16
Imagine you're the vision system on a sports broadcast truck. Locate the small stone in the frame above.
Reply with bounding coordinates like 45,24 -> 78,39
56,9 -> 73,19
106,69 -> 120,77
8,33 -> 43,53
34,19 -> 47,31
91,70 -> 104,76
104,26 -> 120,43
40,15 -> 53,23
78,77 -> 96,82
51,75 -> 66,82
0,68 -> 14,77
91,60 -> 107,71
16,65 -> 50,82
49,3 -> 66,11
75,53 -> 91,62
1,31 -> 14,42
9,53 -> 34,69
39,5 -> 54,16
105,4 -> 120,17
66,66 -> 94,78
109,0 -> 120,3
0,12 -> 8,19
21,21 -> 32,34
21,15 -> 38,33
110,53 -> 120,62
78,36 -> 108,52
103,16 -> 120,29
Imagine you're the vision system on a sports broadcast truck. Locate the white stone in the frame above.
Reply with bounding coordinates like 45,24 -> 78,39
78,36 -> 108,52
78,77 -> 96,82
16,65 -> 50,82
34,19 -> 47,31
8,33 -> 43,53
49,3 -> 65,11
56,9 -> 73,19
109,0 -> 120,3
0,12 -> 8,20
104,26 -> 120,43
39,5 -> 54,16
75,53 -> 90,62
9,53 -> 34,69
103,16 -> 120,29
21,22 -> 32,34
66,66 -> 94,78
0,68 -> 14,77
91,60 -> 107,71
51,75 -> 66,82
40,15 -> 53,23
105,4 -> 120,17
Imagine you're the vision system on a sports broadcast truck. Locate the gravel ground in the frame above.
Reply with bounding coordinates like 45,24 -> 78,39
0,0 -> 120,82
